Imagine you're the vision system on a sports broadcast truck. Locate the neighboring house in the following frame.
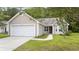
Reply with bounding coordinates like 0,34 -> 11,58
7,11 -> 69,37
0,21 -> 7,33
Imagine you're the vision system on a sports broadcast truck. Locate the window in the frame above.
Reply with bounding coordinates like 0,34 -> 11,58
59,29 -> 62,32
44,27 -> 48,31
55,28 -> 57,31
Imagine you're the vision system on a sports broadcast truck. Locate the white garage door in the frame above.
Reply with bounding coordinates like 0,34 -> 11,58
10,25 -> 35,36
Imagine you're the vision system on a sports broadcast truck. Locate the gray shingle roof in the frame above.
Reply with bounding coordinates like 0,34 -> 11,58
37,18 -> 58,25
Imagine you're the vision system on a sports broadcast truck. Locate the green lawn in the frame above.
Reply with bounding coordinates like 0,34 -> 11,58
0,34 -> 9,38
14,33 -> 79,51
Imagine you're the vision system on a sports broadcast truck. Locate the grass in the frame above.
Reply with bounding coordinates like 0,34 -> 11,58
35,34 -> 48,39
14,33 -> 79,51
0,33 -> 9,38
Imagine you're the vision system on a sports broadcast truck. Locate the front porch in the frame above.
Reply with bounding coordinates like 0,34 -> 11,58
44,26 -> 53,34
44,25 -> 64,34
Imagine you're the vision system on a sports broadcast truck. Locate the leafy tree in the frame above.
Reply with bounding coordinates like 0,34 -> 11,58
6,8 -> 19,17
0,7 -> 19,26
0,7 -> 79,33
25,7 -> 47,18
0,7 -> 19,21
25,7 -> 79,32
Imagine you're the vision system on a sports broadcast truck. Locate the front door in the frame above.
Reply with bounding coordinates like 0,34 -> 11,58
49,26 -> 52,34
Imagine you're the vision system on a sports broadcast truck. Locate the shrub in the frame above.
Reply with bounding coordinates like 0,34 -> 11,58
59,34 -> 63,36
35,34 -> 48,39
64,30 -> 72,36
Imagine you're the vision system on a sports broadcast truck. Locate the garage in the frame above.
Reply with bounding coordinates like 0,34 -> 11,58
8,11 -> 41,37
10,24 -> 35,36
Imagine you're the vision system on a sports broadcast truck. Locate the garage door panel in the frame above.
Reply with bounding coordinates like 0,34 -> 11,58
10,25 -> 35,36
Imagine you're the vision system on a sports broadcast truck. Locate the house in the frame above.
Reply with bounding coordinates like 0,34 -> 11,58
37,18 -> 68,34
0,21 -> 7,33
7,11 -> 69,37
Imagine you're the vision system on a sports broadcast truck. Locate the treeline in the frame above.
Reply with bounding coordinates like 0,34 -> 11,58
0,7 -> 20,21
0,7 -> 79,32
25,7 -> 79,32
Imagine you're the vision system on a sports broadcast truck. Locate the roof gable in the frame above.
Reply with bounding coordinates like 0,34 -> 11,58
10,13 -> 37,24
8,11 -> 40,24
7,11 -> 68,26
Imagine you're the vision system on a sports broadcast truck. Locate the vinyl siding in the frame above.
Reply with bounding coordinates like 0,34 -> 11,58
38,24 -> 44,36
10,13 -> 36,24
9,13 -> 38,36
53,25 -> 63,34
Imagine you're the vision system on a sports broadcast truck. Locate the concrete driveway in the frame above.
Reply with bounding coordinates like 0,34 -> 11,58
0,37 -> 32,51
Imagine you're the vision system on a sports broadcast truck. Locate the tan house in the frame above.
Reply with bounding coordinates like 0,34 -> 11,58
7,11 -> 69,37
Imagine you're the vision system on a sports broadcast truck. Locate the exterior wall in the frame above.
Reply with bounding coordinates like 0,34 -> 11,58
6,24 -> 9,33
8,13 -> 68,35
36,23 -> 39,36
39,24 -> 44,35
44,31 -> 49,34
37,23 -> 44,36
8,13 -> 38,36
52,26 -> 54,34
53,25 -> 63,34
38,24 -> 66,35
10,13 -> 36,24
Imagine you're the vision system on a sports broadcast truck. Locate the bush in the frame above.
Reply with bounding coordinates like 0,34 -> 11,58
64,31 -> 72,36
59,34 -> 64,36
35,34 -> 48,39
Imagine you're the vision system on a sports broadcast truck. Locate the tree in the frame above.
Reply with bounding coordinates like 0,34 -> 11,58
0,7 -> 19,21
0,7 -> 79,33
25,7 -> 46,18
6,7 -> 19,20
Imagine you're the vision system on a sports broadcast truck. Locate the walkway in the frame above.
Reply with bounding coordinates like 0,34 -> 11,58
32,34 -> 53,40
